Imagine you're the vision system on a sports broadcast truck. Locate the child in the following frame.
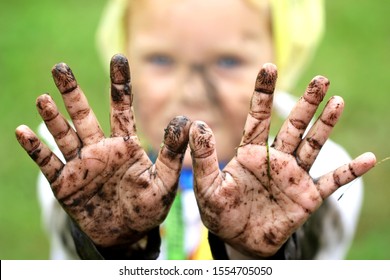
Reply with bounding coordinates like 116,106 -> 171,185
16,0 -> 376,259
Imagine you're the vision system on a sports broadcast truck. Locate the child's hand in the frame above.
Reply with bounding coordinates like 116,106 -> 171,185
189,64 -> 376,258
16,54 -> 190,248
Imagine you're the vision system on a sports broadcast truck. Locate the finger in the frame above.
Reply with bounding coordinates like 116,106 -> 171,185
296,96 -> 344,171
51,63 -> 104,145
36,94 -> 81,161
155,116 -> 191,189
240,63 -> 277,146
110,54 -> 136,137
189,121 -> 221,196
15,125 -> 64,183
316,152 -> 376,198
272,76 -> 330,154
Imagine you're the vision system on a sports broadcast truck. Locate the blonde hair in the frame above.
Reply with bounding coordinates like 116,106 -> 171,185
96,0 -> 325,91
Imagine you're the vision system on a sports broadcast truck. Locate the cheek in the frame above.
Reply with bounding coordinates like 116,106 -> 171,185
212,75 -> 256,150
131,72 -> 178,149
132,75 -> 171,121
218,76 -> 254,126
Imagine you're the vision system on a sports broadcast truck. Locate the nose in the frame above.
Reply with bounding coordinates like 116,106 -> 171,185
179,64 -> 220,107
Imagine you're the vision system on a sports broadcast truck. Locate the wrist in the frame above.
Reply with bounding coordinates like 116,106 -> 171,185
208,231 -> 301,260
69,218 -> 161,259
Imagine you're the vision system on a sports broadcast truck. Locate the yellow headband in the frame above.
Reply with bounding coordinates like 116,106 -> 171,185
96,0 -> 325,91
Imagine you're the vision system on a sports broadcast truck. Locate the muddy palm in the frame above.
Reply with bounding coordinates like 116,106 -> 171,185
189,64 -> 376,257
16,55 -> 191,248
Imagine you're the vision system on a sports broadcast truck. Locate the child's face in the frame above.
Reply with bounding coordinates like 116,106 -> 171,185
127,0 -> 273,164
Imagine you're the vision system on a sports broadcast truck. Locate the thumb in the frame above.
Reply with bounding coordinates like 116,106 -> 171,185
154,116 -> 191,188
189,121 -> 221,196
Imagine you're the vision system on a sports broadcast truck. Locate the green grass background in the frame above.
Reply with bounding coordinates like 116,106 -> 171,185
0,0 -> 389,259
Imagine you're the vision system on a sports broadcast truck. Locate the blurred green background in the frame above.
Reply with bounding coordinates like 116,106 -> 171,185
0,0 -> 389,259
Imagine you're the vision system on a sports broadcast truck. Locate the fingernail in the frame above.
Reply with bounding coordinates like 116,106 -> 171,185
51,63 -> 77,94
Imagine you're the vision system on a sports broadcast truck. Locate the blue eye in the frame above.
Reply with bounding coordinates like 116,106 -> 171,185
216,56 -> 242,68
147,54 -> 174,66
